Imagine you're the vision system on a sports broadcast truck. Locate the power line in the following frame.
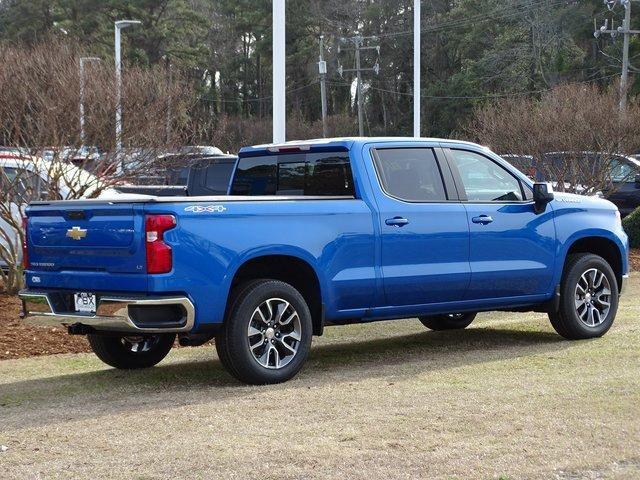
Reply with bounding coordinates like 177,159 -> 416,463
357,0 -> 570,40
326,73 -> 619,100
594,0 -> 640,111
198,81 -> 319,104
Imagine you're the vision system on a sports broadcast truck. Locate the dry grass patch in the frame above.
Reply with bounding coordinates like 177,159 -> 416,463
1,277 -> 639,479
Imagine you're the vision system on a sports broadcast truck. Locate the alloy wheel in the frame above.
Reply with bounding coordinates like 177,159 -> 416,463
574,268 -> 612,327
247,298 -> 302,369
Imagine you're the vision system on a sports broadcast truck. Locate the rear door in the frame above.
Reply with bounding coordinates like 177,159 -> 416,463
445,148 -> 556,300
27,202 -> 146,274
368,145 -> 470,306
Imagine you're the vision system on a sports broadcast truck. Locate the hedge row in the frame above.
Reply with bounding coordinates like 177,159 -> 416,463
623,207 -> 640,249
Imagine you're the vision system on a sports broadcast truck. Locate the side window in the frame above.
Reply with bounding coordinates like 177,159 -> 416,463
176,167 -> 190,185
1,167 -> 44,202
450,150 -> 524,202
373,148 -> 447,202
203,162 -> 235,194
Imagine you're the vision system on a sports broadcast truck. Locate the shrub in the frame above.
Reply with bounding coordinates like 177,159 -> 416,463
465,83 -> 640,195
623,206 -> 640,249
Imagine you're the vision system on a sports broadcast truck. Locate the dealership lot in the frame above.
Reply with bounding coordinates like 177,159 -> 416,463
1,276 -> 639,479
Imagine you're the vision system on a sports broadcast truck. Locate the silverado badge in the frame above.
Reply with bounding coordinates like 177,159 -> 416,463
66,226 -> 88,241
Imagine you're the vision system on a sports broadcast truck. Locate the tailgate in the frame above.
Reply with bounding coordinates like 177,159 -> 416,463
26,202 -> 146,274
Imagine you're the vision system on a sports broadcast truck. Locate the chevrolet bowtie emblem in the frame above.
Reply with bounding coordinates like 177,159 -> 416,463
66,226 -> 87,241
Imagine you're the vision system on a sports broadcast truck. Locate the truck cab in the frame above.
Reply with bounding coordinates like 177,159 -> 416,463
20,138 -> 629,384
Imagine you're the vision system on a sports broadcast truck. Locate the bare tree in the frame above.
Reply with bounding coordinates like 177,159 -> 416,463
466,83 -> 640,194
0,38 -> 196,293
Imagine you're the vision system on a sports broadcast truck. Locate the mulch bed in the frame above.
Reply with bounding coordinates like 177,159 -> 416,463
630,248 -> 640,271
2,248 -> 639,360
0,294 -> 91,360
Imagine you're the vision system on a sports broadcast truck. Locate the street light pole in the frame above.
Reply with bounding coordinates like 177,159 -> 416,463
79,57 -> 101,147
114,20 -> 141,166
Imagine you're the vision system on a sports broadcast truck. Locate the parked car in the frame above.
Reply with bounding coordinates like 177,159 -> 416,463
603,155 -> 640,217
501,151 -> 640,216
0,146 -> 30,156
175,145 -> 225,156
116,153 -> 237,197
20,138 -> 629,384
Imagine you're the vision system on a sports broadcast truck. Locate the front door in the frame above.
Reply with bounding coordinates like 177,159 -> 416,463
446,148 -> 556,300
370,146 -> 470,306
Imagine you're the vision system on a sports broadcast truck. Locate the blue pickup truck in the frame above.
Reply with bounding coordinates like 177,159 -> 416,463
20,138 -> 629,384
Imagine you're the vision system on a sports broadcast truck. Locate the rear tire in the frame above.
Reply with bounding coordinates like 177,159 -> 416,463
88,333 -> 176,369
419,313 -> 477,331
215,279 -> 312,385
549,253 -> 618,340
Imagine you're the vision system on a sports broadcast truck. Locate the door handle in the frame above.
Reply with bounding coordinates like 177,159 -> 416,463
385,216 -> 410,227
472,215 -> 493,225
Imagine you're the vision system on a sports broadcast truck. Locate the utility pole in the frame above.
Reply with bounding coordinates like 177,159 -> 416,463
79,57 -> 101,147
273,0 -> 286,144
318,35 -> 328,138
595,0 -> 640,111
338,36 -> 380,137
354,37 -> 364,136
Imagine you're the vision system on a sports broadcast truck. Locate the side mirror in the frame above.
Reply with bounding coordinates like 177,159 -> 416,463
635,174 -> 640,186
533,182 -> 554,214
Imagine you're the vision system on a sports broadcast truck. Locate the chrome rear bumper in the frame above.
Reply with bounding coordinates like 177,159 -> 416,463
19,290 -> 195,334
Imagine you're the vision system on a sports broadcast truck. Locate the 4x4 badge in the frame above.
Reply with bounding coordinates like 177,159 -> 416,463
184,205 -> 227,213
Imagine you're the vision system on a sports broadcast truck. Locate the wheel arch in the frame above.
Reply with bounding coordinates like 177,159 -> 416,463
563,235 -> 624,291
226,253 -> 324,335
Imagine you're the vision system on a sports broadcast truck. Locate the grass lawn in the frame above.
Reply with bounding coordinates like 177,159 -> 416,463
1,277 -> 639,479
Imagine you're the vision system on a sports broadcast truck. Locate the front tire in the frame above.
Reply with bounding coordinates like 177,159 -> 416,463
418,313 -> 477,331
87,333 -> 176,369
215,279 -> 312,385
548,253 -> 619,340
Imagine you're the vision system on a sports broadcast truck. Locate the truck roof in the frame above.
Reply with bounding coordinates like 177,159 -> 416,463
239,137 -> 485,156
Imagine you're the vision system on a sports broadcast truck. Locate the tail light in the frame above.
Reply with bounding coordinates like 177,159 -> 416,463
22,217 -> 29,270
145,214 -> 176,274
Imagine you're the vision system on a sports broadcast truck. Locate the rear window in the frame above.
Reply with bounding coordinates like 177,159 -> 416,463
230,152 -> 355,196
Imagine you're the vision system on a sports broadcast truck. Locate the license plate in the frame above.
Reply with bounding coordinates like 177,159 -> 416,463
74,293 -> 96,313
